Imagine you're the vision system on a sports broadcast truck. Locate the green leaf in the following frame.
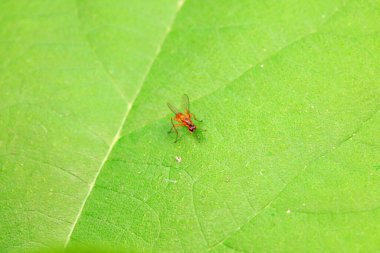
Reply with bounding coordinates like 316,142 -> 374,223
1,0 -> 380,252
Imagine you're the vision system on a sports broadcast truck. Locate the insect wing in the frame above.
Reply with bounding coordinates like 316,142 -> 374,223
167,102 -> 180,114
181,94 -> 190,114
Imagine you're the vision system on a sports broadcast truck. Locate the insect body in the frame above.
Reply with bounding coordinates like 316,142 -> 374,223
167,94 -> 202,142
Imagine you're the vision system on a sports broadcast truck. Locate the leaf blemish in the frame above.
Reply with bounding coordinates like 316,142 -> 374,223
165,179 -> 177,184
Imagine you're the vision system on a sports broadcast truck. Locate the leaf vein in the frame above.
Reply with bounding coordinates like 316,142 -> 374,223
63,0 -> 187,247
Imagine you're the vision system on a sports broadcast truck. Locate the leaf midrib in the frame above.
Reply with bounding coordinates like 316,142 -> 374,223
63,0 -> 186,247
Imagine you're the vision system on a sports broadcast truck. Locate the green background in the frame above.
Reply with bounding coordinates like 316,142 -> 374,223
1,0 -> 379,252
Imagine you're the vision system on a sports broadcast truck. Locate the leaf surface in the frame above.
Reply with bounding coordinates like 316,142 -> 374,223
1,0 -> 380,252
0,0 -> 180,250
69,0 -> 380,252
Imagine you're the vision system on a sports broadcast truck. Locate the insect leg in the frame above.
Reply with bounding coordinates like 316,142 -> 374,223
190,113 -> 203,122
168,118 -> 177,133
168,119 -> 182,134
168,118 -> 183,143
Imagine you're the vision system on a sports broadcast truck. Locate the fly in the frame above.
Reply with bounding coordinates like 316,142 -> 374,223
167,94 -> 203,143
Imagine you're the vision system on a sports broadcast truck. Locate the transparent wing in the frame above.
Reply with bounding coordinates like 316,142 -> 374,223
182,94 -> 190,113
167,102 -> 180,114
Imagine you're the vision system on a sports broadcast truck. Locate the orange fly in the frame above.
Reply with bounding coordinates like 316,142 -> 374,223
167,94 -> 203,142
